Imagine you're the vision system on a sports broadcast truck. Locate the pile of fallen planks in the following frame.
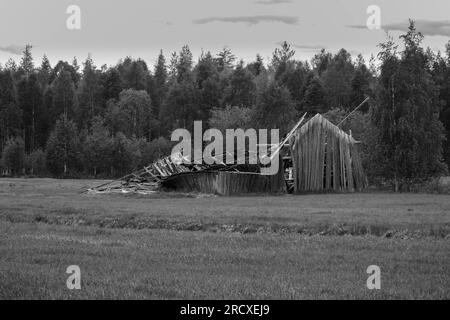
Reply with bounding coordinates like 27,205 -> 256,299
86,113 -> 309,195
86,153 -> 228,194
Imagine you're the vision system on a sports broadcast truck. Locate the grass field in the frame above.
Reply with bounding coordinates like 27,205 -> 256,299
0,178 -> 449,299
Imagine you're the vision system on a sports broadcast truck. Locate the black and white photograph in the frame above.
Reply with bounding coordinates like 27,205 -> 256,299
0,0 -> 449,305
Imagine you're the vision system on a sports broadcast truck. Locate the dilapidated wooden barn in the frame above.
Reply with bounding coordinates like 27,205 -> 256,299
289,114 -> 367,193
88,113 -> 367,195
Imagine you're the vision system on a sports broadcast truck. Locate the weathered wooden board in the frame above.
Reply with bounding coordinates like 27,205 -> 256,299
289,114 -> 368,193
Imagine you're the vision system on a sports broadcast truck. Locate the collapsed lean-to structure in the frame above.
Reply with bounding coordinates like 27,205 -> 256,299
87,113 -> 367,195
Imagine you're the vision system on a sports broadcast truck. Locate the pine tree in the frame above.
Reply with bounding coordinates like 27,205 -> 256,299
195,51 -> 221,121
37,55 -> 52,87
321,49 -> 355,109
20,44 -> 34,76
160,80 -> 199,133
153,50 -> 168,118
374,21 -> 447,189
279,61 -> 311,109
17,73 -> 42,152
51,70 -> 76,119
350,54 -> 373,111
216,47 -> 236,72
5,59 -> 17,74
49,60 -> 79,86
302,76 -> 326,114
77,55 -> 102,127
168,52 -> 178,80
312,49 -> 332,76
0,70 -> 22,151
102,67 -> 122,102
177,45 -> 194,82
71,57 -> 81,86
252,81 -> 297,136
272,41 -> 295,81
118,57 -> 148,91
431,41 -> 450,166
246,54 -> 265,76
224,60 -> 256,108
154,50 -> 168,88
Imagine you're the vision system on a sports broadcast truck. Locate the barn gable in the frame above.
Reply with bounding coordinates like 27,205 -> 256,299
289,114 -> 367,193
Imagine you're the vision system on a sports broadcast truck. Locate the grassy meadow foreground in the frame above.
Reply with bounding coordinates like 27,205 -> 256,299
0,178 -> 449,299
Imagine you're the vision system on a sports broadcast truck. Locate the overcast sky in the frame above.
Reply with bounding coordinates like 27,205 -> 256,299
1,0 -> 450,69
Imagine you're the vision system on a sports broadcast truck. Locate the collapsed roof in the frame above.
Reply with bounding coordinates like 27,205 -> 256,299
87,113 -> 367,195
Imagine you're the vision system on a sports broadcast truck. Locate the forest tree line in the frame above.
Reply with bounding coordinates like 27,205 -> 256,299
0,21 -> 449,189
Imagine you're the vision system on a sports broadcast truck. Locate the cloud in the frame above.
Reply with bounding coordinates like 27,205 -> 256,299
292,44 -> 327,51
276,42 -> 326,52
254,0 -> 292,5
347,20 -> 450,37
346,24 -> 366,30
384,20 -> 450,37
193,15 -> 299,26
0,44 -> 23,55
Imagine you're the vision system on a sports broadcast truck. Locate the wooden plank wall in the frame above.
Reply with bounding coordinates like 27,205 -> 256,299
161,165 -> 286,196
290,114 -> 368,193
